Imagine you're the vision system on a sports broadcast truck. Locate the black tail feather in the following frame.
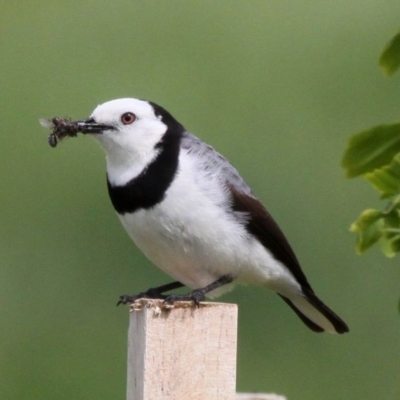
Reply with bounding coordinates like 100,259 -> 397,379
279,291 -> 349,334
279,295 -> 325,332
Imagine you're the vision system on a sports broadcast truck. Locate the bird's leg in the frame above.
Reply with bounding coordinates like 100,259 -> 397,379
163,275 -> 233,307
117,281 -> 184,306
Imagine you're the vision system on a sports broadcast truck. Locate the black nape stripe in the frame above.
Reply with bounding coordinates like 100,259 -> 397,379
107,102 -> 185,214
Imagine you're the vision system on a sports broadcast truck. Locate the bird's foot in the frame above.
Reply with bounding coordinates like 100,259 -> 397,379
117,281 -> 185,306
117,289 -> 167,306
117,277 -> 230,307
163,290 -> 206,307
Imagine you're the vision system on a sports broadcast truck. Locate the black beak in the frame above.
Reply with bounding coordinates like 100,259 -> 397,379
76,118 -> 115,134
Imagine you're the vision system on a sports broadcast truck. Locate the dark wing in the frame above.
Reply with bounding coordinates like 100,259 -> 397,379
229,186 -> 313,292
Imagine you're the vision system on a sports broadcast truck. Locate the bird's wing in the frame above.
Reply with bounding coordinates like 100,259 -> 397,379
180,131 -> 313,292
228,186 -> 313,292
181,131 -> 253,195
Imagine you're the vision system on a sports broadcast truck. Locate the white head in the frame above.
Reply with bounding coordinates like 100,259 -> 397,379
83,98 -> 184,186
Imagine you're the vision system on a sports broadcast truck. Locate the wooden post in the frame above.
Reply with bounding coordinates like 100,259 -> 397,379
236,394 -> 287,400
127,299 -> 238,400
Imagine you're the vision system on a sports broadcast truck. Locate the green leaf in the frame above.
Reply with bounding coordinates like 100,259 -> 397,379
379,32 -> 400,76
350,209 -> 385,253
342,123 -> 400,178
383,208 -> 400,230
350,209 -> 384,231
380,206 -> 400,256
383,194 -> 400,213
379,235 -> 398,258
390,236 -> 400,253
364,153 -> 400,198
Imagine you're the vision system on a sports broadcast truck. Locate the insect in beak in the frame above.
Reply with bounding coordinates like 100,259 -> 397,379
40,117 -> 114,148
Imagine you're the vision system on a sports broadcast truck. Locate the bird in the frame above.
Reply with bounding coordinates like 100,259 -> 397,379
71,97 -> 349,334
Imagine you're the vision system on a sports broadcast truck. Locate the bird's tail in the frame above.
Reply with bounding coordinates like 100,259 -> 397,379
279,290 -> 349,334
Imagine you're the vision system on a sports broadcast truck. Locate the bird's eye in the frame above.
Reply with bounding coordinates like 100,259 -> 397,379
121,112 -> 136,125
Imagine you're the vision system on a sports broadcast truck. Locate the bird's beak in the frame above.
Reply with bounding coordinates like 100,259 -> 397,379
75,118 -> 115,134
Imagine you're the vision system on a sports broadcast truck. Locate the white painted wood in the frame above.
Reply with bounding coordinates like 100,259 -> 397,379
127,299 -> 238,400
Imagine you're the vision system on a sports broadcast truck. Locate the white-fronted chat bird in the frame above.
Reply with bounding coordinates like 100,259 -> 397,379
47,98 -> 349,334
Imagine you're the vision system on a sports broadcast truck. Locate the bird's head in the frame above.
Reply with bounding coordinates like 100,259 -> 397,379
80,98 -> 184,185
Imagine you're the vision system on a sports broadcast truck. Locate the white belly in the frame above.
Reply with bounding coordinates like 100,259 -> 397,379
117,158 -> 300,297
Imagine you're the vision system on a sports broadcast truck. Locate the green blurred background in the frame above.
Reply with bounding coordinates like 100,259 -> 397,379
1,1 -> 400,399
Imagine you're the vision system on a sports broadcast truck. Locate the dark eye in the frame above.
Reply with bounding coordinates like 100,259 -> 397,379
121,112 -> 136,125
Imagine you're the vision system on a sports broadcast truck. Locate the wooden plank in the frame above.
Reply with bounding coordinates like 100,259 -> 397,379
236,394 -> 287,400
127,299 -> 238,400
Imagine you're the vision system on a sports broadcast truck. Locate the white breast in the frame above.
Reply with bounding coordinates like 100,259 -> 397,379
117,149 -> 300,297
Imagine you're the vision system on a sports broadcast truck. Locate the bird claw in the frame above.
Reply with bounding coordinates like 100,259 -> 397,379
117,294 -> 140,306
117,290 -> 168,306
163,291 -> 205,307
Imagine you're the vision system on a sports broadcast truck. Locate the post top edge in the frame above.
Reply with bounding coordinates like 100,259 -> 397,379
128,299 -> 238,312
